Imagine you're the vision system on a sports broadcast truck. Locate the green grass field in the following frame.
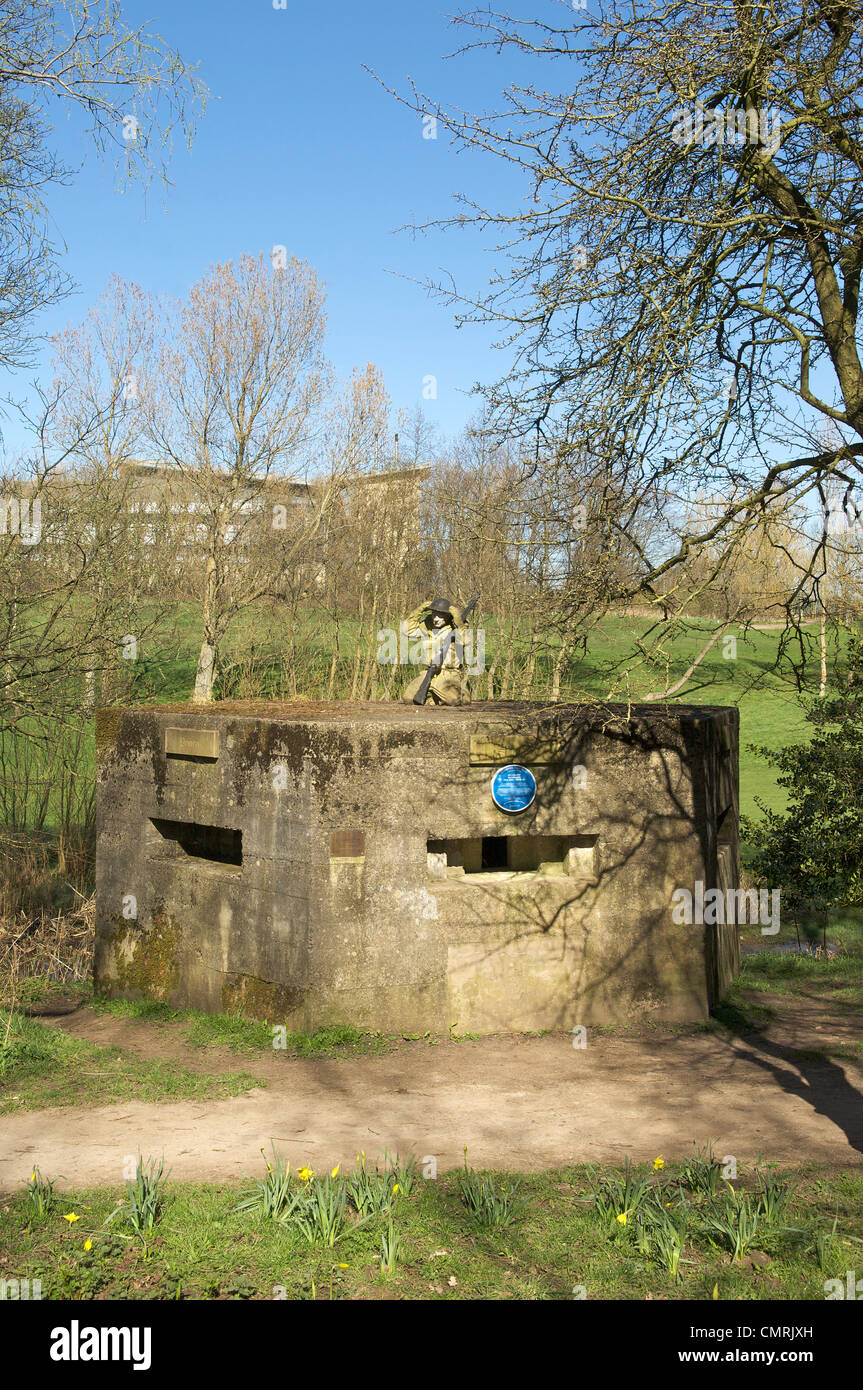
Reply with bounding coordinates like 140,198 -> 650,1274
566,615 -> 828,820
0,1009 -> 265,1114
3,1156 -> 861,1301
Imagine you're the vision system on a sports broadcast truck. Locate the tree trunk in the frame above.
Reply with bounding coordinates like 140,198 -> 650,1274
359,592 -> 380,699
499,620 -> 516,699
193,638 -> 217,702
82,668 -> 102,714
643,619 -> 734,702
520,625 -> 540,697
551,633 -> 571,701
327,634 -> 339,700
192,555 -> 219,703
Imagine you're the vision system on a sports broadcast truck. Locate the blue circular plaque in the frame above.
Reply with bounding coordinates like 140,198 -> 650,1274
490,764 -> 537,814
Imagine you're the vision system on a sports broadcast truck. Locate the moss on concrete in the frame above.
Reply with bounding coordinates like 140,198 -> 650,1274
94,708 -> 123,754
110,912 -> 181,1001
220,973 -> 305,1022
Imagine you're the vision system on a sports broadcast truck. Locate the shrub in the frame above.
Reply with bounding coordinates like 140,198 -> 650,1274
744,634 -> 863,914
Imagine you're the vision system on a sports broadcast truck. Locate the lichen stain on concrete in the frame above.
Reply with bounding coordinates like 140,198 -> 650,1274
307,729 -> 374,810
94,707 -> 123,754
227,720 -> 314,807
97,709 -> 169,804
378,729 -> 432,756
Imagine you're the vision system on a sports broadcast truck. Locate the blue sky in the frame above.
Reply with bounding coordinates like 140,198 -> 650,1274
0,0 -> 542,460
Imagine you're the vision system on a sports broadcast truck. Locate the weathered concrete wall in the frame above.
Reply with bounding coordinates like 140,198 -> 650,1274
94,700 -> 740,1032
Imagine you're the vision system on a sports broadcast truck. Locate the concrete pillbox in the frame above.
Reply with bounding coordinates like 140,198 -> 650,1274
93,699 -> 739,1033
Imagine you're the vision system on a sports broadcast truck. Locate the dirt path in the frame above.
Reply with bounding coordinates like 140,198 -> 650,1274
2,998 -> 862,1191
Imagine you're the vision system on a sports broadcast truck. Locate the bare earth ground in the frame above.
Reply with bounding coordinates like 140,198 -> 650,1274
1,994 -> 861,1192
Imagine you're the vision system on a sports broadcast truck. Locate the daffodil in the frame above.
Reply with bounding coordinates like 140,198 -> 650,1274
616,1211 -> 628,1226
298,1166 -> 314,1182
62,1212 -> 80,1224
84,1239 -> 92,1251
338,1263 -> 349,1269
330,1165 -> 340,1179
392,1183 -> 400,1195
653,1156 -> 664,1171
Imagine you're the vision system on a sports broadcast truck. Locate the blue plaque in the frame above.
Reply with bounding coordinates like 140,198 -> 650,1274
490,764 -> 537,814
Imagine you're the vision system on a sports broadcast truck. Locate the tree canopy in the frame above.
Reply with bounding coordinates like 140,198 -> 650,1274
395,0 -> 863,629
0,0 -> 207,371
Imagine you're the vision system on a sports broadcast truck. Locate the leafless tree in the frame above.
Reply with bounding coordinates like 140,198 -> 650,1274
377,0 -> 863,688
149,252 -> 330,701
0,0 -> 207,373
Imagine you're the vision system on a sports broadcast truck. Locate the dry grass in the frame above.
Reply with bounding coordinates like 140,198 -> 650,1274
0,829 -> 92,911
0,895 -> 95,1009
0,829 -> 94,1006
0,833 -> 56,920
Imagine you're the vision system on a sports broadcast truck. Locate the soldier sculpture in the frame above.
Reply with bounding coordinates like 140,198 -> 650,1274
401,595 -> 477,706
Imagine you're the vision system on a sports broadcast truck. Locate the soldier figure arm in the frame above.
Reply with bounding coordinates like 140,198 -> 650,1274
405,599 -> 434,634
